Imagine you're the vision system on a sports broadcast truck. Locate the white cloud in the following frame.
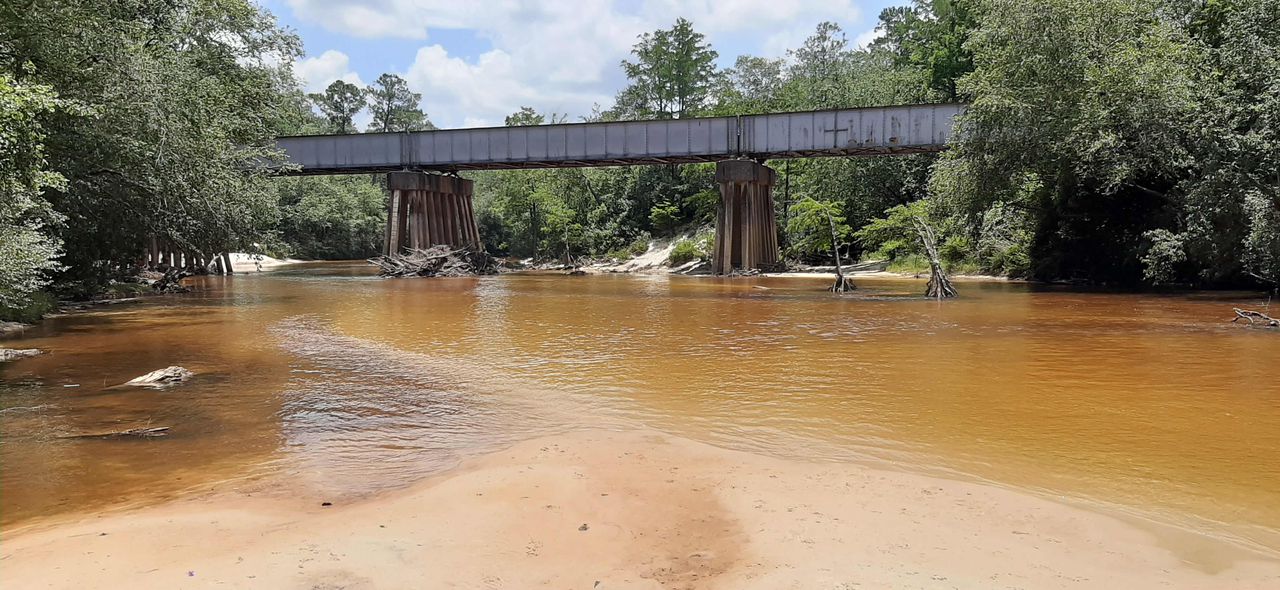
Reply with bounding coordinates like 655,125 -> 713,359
295,49 -> 364,93
283,0 -> 876,127
853,27 -> 880,50
761,25 -> 819,59
403,45 -> 613,128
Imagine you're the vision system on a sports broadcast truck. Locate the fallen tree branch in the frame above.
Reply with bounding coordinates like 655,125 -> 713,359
58,426 -> 171,439
1232,308 -> 1279,328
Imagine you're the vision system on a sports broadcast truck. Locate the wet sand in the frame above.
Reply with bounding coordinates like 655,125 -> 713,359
3,428 -> 1277,589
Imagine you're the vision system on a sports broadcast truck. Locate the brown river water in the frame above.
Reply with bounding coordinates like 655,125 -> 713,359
2,263 -> 1278,555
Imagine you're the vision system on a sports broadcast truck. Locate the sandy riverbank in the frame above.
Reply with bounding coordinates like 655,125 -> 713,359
227,252 -> 304,273
3,429 -> 1277,589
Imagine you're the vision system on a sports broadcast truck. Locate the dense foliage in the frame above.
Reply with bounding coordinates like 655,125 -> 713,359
3,0 -> 1277,320
3,0 -> 301,301
930,0 -> 1279,285
0,72 -> 65,315
271,176 -> 385,259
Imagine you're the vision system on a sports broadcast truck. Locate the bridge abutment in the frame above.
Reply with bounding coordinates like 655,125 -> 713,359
713,160 -> 780,274
386,172 -> 481,254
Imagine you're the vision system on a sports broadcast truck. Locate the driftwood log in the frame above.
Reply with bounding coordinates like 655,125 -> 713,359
912,217 -> 958,299
125,366 -> 194,387
0,348 -> 44,362
1232,308 -> 1279,327
370,245 -> 497,278
59,426 -> 170,439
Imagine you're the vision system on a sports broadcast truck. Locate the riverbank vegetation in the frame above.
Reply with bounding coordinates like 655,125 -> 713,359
473,1 -> 1280,291
3,0 -> 1278,320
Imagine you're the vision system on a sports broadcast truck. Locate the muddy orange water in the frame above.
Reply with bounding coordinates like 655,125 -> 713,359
2,264 -> 1278,553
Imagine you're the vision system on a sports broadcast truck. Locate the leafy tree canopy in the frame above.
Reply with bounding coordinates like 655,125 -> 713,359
367,74 -> 433,132
309,80 -> 365,134
614,18 -> 718,119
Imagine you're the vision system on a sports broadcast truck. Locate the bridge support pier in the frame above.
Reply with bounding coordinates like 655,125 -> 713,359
713,160 -> 780,274
385,172 -> 481,255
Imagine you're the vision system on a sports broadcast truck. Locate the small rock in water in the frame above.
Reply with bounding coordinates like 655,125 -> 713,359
124,366 -> 194,388
578,523 -> 590,531
321,501 -> 332,507
0,348 -> 44,362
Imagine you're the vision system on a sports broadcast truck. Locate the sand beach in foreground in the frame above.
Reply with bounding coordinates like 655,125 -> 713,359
3,428 -> 1278,589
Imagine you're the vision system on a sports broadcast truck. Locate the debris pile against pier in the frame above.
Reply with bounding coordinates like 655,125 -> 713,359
370,245 -> 498,278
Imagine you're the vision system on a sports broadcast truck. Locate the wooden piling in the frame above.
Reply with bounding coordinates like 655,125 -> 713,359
386,172 -> 481,251
713,161 -> 779,274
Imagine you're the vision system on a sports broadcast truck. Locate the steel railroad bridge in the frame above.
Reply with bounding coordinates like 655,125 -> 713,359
273,103 -> 964,273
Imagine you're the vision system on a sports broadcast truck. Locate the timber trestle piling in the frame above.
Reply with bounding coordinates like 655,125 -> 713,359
385,172 -> 481,254
712,160 -> 782,274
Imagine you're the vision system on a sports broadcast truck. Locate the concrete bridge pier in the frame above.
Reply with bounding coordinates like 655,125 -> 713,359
386,172 -> 481,254
713,160 -> 780,274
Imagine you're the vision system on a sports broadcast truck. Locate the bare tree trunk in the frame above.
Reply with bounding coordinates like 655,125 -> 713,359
912,217 -> 957,299
826,209 -> 854,292
221,252 -> 234,275
530,201 -> 539,260
780,161 -> 791,253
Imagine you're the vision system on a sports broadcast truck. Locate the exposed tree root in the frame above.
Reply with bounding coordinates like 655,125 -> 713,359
830,275 -> 855,293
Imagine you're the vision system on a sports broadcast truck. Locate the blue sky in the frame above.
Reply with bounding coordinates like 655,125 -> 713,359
260,1 -> 905,129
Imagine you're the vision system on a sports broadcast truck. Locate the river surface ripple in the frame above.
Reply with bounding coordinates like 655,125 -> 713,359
2,263 -> 1277,555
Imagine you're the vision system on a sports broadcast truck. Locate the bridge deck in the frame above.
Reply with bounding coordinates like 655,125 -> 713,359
274,104 -> 963,175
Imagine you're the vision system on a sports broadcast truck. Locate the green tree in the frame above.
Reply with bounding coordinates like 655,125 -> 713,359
931,0 -> 1198,283
309,80 -> 365,134
3,0 -> 302,292
278,88 -> 330,135
504,106 -> 567,127
713,55 -> 785,114
0,72 -> 65,316
366,74 -> 432,132
873,0 -> 977,101
615,18 -> 718,119
786,198 -> 852,262
780,22 -> 931,110
273,176 -> 386,259
1169,0 -> 1280,286
504,107 -> 544,126
783,22 -> 855,109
